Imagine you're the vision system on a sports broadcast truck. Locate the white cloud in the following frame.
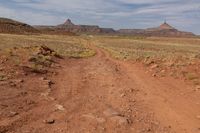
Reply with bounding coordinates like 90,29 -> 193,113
0,0 -> 199,34
116,0 -> 176,4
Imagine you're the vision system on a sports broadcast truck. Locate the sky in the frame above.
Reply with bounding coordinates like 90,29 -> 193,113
0,0 -> 200,34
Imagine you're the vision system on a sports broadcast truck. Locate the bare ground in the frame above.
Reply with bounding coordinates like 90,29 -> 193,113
0,40 -> 200,133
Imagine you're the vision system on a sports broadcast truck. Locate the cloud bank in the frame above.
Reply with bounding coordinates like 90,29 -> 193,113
0,0 -> 200,34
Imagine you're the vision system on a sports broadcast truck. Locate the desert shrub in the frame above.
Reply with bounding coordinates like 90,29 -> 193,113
0,74 -> 7,81
186,73 -> 199,80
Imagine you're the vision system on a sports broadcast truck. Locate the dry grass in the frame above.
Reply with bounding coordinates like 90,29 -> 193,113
95,36 -> 200,60
94,35 -> 200,85
0,34 -> 95,80
185,73 -> 199,80
0,34 -> 95,58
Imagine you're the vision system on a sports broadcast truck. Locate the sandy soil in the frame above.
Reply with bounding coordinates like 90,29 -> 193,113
0,40 -> 200,133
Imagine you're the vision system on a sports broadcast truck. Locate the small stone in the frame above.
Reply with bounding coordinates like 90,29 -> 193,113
26,100 -> 35,105
0,67 -> 3,71
0,81 -> 7,86
151,64 -> 158,69
166,62 -> 174,67
20,91 -> 28,96
109,90 -> 113,94
103,108 -> 120,117
129,89 -> 133,92
145,60 -> 154,65
161,70 -> 165,73
55,104 -> 65,111
120,93 -> 126,98
96,118 -> 106,123
9,111 -> 18,117
195,86 -> 200,90
10,82 -> 16,87
196,115 -> 200,119
41,92 -> 49,97
82,114 -> 106,123
15,79 -> 24,83
147,128 -> 151,132
46,80 -> 54,86
49,97 -> 56,101
44,119 -> 55,124
39,77 -> 47,80
110,116 -> 130,125
101,127 -> 106,131
152,74 -> 156,77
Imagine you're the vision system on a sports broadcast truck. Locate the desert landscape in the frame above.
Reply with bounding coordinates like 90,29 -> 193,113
0,9 -> 200,133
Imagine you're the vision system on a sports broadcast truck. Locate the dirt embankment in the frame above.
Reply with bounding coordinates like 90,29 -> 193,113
0,46 -> 62,133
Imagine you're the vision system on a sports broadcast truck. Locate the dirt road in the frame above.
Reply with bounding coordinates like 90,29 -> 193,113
1,40 -> 200,133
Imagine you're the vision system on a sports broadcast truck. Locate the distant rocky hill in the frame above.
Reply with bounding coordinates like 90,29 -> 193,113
0,17 -> 196,37
35,19 -> 116,34
0,18 -> 39,34
118,22 -> 195,37
33,25 -> 75,35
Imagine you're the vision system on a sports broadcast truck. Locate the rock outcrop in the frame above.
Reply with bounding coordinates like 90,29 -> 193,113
118,22 -> 195,37
35,19 -> 116,34
34,19 -> 196,37
0,17 -> 39,34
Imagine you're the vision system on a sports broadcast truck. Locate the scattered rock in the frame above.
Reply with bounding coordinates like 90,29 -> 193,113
150,64 -> 158,69
0,104 -> 8,108
39,77 -> 47,80
129,88 -> 134,93
46,80 -> 54,86
152,73 -> 157,77
103,108 -> 120,117
36,45 -> 55,56
196,115 -> 200,119
48,97 -> 56,101
42,80 -> 54,87
9,82 -> 16,87
145,60 -> 155,65
82,114 -> 106,123
42,79 -> 54,88
0,67 -> 4,71
96,117 -> 106,123
41,92 -> 49,97
22,66 -> 48,74
120,93 -> 126,98
115,65 -> 119,72
161,70 -> 165,73
14,79 -> 24,83
147,128 -> 152,132
195,86 -> 200,91
9,79 -> 24,87
44,119 -> 55,124
166,62 -> 174,67
0,81 -> 8,86
55,104 -> 65,111
9,111 -> 18,117
109,90 -> 113,94
110,116 -> 130,125
20,91 -> 28,96
53,64 -> 61,68
26,99 -> 35,105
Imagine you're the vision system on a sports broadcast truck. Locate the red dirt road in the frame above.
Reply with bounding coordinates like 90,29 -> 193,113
1,42 -> 200,133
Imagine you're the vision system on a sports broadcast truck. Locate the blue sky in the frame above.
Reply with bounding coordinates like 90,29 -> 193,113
0,0 -> 200,34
